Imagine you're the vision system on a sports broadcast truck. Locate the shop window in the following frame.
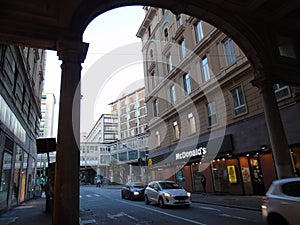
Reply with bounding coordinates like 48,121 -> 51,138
211,159 -> 229,192
12,146 -> 23,205
0,151 -> 13,209
176,169 -> 185,187
249,157 -> 265,195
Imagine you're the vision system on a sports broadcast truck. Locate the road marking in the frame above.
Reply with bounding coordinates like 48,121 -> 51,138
15,206 -> 34,209
219,213 -> 248,221
94,194 -> 100,197
81,219 -> 97,224
197,206 -> 221,212
115,199 -> 207,225
86,195 -> 92,198
107,212 -> 138,221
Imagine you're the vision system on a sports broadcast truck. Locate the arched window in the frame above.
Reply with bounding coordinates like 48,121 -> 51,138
164,28 -> 169,42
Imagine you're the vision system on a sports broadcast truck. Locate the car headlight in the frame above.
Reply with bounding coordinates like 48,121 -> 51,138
187,192 -> 191,197
164,192 -> 172,198
133,191 -> 140,196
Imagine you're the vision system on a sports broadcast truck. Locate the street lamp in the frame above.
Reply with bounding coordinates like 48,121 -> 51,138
145,153 -> 149,184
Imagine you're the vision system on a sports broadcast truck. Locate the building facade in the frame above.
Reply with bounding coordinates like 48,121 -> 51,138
0,45 -> 45,212
80,88 -> 149,184
37,92 -> 56,174
109,87 -> 149,183
109,87 -> 148,140
38,93 -> 56,138
137,8 -> 300,195
85,114 -> 118,143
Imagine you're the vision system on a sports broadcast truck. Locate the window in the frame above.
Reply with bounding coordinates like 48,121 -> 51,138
231,86 -> 247,116
183,73 -> 192,95
282,181 -> 300,197
148,26 -> 151,37
153,99 -> 158,117
0,151 -> 12,209
188,113 -> 196,134
170,85 -> 176,105
223,38 -> 236,65
274,83 -> 291,100
156,131 -> 161,146
207,101 -> 217,126
195,21 -> 203,42
173,121 -> 180,140
166,53 -> 172,73
164,28 -> 169,42
176,14 -> 182,27
201,56 -> 210,82
179,39 -> 186,59
151,71 -> 157,89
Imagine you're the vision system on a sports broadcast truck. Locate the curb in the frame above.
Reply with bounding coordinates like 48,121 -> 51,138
191,200 -> 261,211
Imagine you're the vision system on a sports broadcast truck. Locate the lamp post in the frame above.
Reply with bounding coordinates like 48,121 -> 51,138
145,153 -> 149,184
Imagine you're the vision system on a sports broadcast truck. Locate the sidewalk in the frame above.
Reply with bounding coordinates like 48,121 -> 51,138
191,192 -> 262,211
0,197 -> 51,225
0,190 -> 262,225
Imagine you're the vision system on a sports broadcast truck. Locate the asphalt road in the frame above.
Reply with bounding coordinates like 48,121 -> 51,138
79,186 -> 264,225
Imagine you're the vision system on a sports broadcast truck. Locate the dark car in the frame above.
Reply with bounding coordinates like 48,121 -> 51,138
121,182 -> 146,200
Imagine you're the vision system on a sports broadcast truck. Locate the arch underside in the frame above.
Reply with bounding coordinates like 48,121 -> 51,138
0,0 -> 299,82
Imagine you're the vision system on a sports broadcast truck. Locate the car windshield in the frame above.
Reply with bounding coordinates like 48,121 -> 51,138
159,182 -> 181,189
133,183 -> 145,188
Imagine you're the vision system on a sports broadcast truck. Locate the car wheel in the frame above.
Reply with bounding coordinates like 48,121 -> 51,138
267,214 -> 289,225
130,193 -> 134,200
121,191 -> 125,199
144,195 -> 150,205
184,204 -> 191,208
158,197 -> 165,208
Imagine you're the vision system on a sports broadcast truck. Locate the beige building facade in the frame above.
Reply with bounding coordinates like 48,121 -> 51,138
137,8 -> 300,195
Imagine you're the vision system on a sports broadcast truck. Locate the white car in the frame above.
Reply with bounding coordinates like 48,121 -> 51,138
261,177 -> 300,225
144,180 -> 191,208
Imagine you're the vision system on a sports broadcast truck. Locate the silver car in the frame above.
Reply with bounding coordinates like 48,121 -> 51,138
261,177 -> 300,225
144,180 -> 191,208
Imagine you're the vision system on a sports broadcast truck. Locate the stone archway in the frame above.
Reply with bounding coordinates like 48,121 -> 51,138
1,1 -> 298,225
51,2 -> 299,225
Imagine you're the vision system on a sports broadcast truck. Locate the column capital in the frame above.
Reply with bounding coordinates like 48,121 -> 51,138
56,40 -> 89,63
251,70 -> 274,89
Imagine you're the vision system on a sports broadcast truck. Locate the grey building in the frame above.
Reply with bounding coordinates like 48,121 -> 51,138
0,45 -> 45,212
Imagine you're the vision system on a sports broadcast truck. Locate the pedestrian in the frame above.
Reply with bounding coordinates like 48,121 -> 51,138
200,175 -> 207,193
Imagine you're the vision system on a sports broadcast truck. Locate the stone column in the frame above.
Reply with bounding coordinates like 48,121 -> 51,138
252,73 -> 293,179
53,40 -> 89,225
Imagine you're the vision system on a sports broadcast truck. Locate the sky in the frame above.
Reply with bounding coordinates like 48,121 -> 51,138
43,6 -> 146,135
